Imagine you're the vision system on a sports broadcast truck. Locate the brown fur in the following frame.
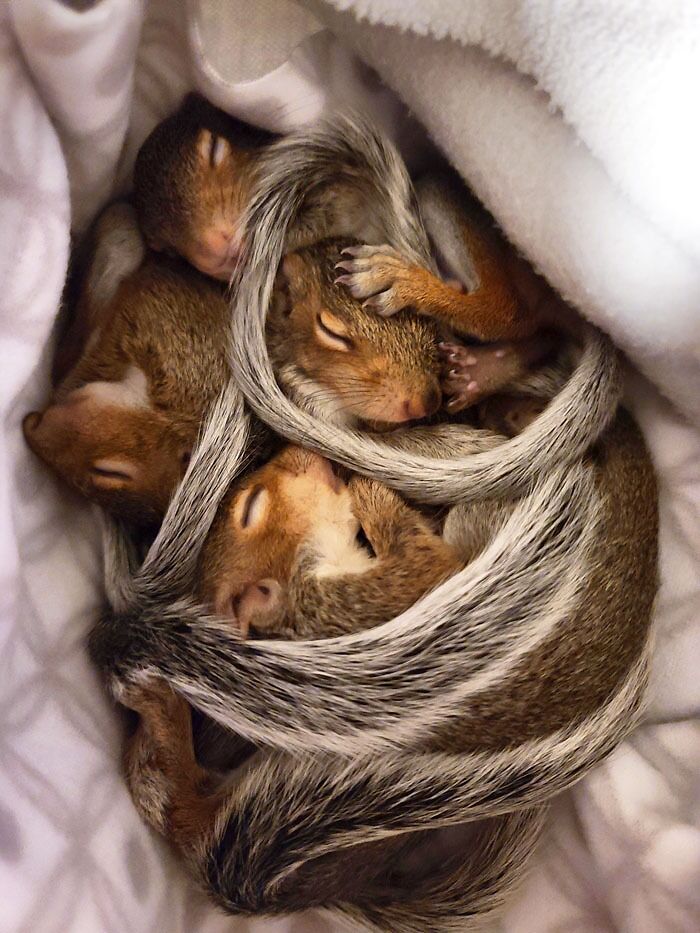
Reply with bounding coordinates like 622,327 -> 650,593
429,408 -> 658,752
121,681 -> 227,851
24,253 -> 230,525
198,445 -> 354,623
134,103 -> 564,413
115,404 -> 656,927
336,173 -> 565,342
133,96 -> 387,276
268,240 -> 443,425
197,443 -> 460,636
253,474 -> 462,639
133,93 -> 274,279
134,101 -> 564,354
202,407 -> 657,756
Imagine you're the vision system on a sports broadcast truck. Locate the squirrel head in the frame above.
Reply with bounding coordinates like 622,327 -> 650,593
133,93 -> 275,280
199,444 -> 364,635
267,240 -> 442,427
23,380 -> 194,528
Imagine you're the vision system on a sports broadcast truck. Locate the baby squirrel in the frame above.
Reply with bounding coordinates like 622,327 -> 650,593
134,95 -> 558,409
134,93 -> 382,279
24,204 -> 475,521
97,398 -> 656,927
198,443 -> 461,636
251,405 -> 657,752
23,202 -> 231,526
268,239 -> 444,426
268,239 -> 561,427
333,170 -> 575,410
116,437 -> 538,928
134,93 -> 276,280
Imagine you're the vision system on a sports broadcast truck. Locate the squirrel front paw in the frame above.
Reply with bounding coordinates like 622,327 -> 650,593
334,244 -> 420,317
349,476 -> 425,556
348,475 -> 401,519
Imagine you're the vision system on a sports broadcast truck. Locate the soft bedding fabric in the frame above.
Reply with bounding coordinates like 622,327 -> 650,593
0,1 -> 698,931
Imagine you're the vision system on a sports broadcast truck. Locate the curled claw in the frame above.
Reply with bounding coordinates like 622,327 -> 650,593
445,395 -> 465,411
334,243 -> 410,312
362,296 -> 397,317
439,335 -> 551,413
438,341 -> 463,356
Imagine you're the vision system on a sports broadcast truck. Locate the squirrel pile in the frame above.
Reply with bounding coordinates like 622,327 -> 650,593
24,93 -> 658,932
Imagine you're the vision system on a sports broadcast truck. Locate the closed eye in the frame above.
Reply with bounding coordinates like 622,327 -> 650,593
209,134 -> 229,168
90,459 -> 135,482
355,524 -> 376,558
238,485 -> 268,530
89,460 -> 136,489
315,313 -> 353,352
90,465 -> 131,480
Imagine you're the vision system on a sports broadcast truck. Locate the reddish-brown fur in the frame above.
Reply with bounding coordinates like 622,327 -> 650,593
24,253 -> 229,526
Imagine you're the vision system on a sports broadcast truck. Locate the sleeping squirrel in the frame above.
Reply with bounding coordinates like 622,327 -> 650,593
134,92 -> 564,409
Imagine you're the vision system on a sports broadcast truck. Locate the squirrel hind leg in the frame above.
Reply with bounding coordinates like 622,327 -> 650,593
440,332 -> 556,412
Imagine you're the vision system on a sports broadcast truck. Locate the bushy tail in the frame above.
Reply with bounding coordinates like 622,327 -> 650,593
194,642 -> 647,923
229,113 -> 622,504
337,809 -> 546,932
211,796 -> 547,931
94,459 -> 609,755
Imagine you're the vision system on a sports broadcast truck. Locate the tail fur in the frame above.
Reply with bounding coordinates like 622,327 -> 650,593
228,113 -> 622,503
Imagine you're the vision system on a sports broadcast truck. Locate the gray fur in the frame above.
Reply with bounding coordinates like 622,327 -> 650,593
137,381 -> 251,599
415,174 -> 480,291
228,114 -> 622,504
93,459 -> 599,752
90,115 -> 652,927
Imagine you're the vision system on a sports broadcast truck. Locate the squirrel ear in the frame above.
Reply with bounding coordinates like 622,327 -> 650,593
271,266 -> 291,317
273,253 -> 307,316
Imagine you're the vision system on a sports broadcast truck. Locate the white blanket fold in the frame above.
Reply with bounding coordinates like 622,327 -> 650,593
0,1 -> 698,931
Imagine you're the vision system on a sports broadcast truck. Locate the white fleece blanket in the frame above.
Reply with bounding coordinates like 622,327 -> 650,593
1,1 -> 698,931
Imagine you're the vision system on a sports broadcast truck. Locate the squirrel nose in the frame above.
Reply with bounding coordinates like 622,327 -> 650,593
401,386 -> 441,421
201,224 -> 238,260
